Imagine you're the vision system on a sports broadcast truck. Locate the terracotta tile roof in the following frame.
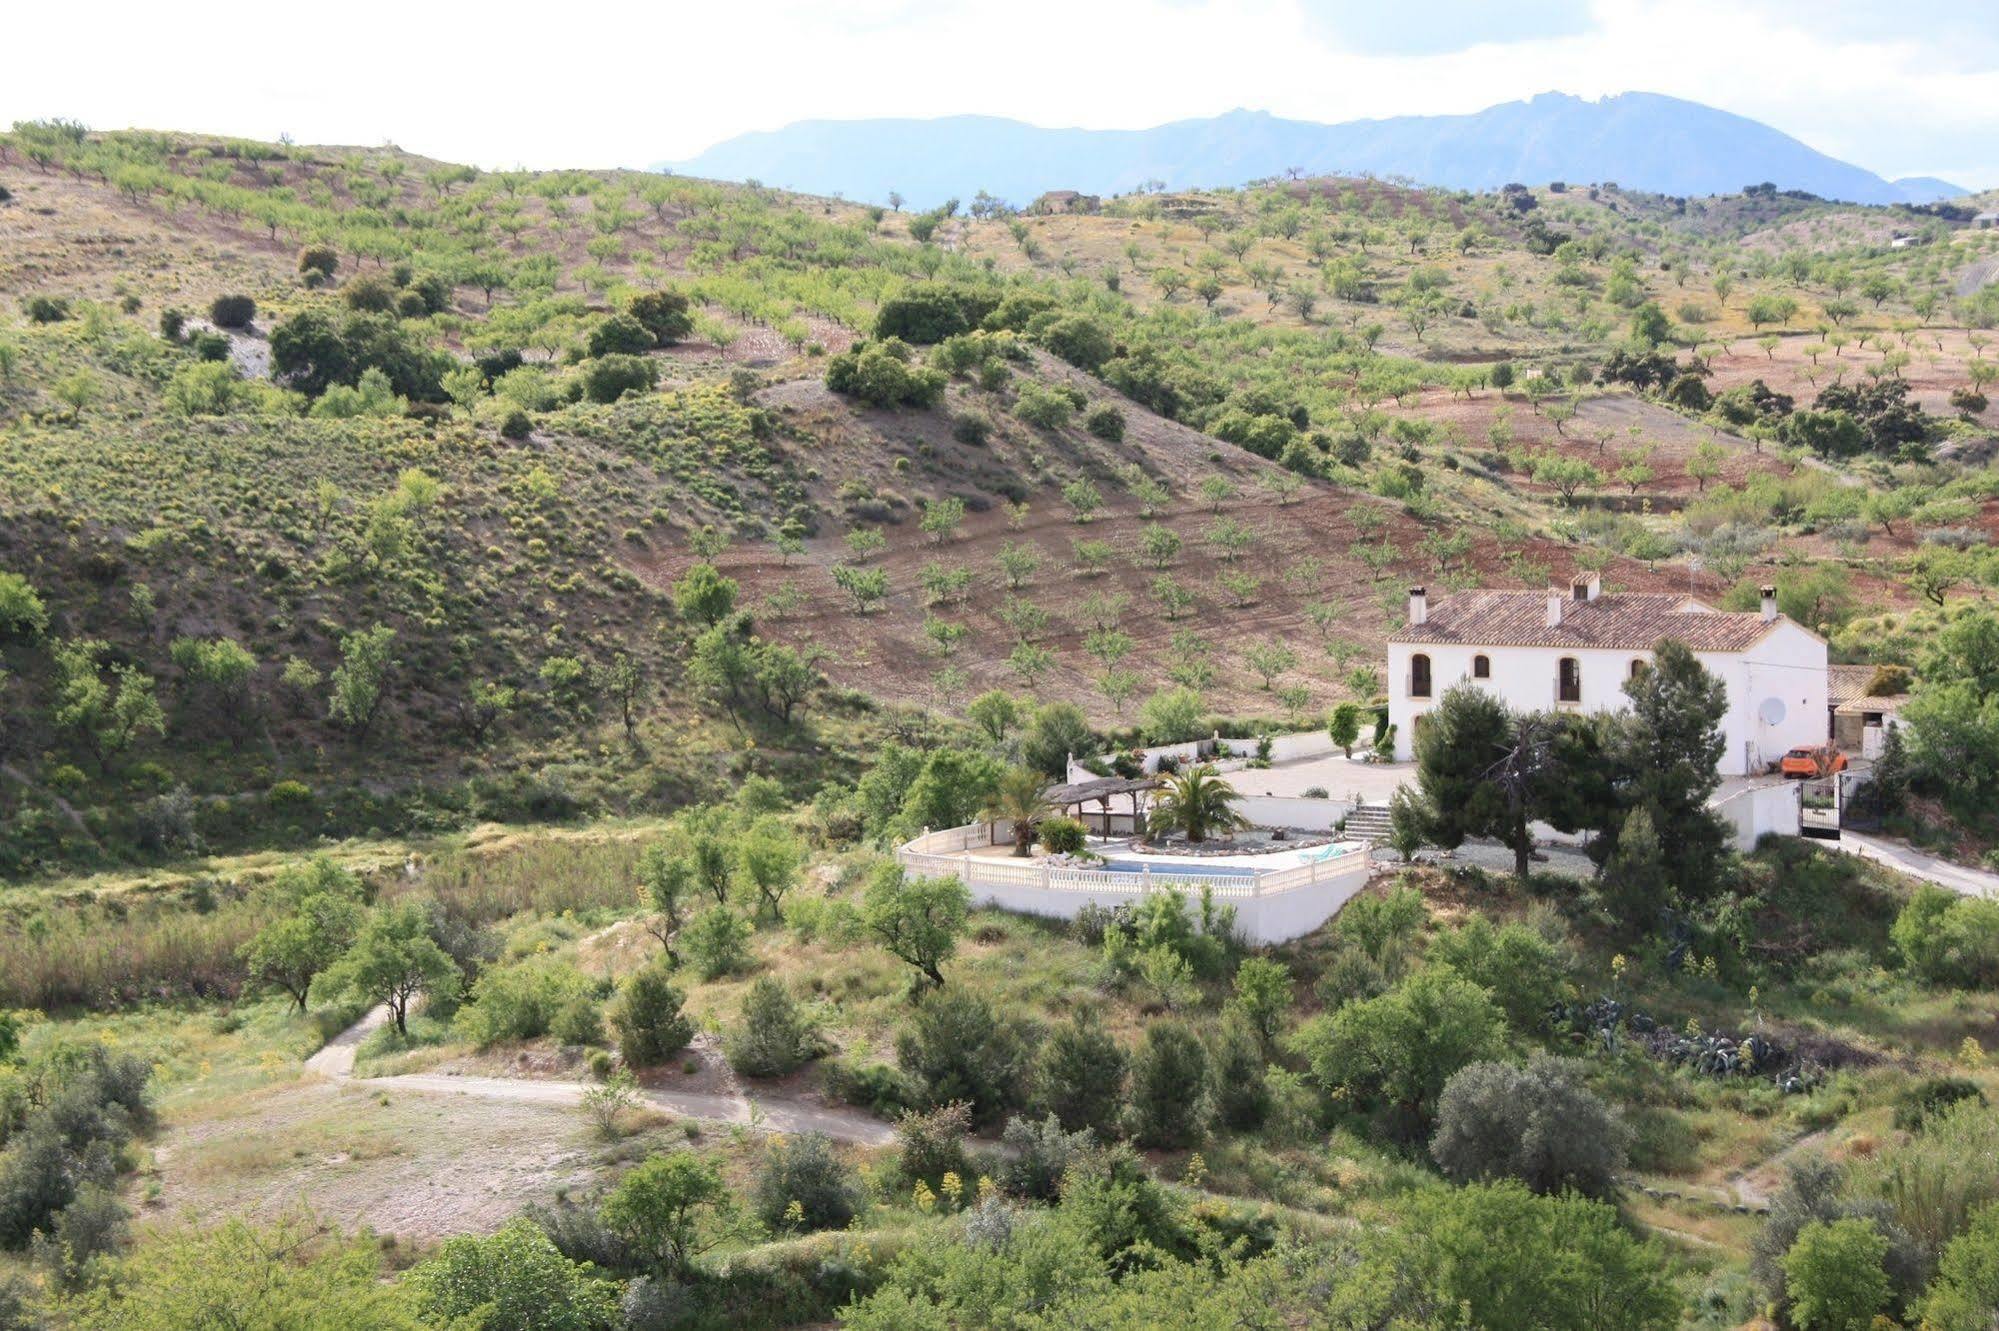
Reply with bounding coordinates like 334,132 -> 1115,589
1390,591 -> 1786,652
1827,664 -> 1878,707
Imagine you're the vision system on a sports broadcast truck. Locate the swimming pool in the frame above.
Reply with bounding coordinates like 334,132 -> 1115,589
1097,860 -> 1257,878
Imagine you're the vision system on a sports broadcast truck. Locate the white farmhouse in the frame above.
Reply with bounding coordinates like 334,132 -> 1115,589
1385,574 -> 1827,776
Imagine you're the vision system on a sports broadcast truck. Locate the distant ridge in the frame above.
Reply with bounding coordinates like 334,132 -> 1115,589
662,92 -> 1968,211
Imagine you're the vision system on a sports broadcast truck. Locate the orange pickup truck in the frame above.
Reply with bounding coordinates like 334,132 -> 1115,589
1779,746 -> 1849,779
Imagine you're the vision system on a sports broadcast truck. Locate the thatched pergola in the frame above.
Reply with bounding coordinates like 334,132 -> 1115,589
1041,776 -> 1160,836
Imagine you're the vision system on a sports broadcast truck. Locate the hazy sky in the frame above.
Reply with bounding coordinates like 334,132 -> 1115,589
11,0 -> 1997,188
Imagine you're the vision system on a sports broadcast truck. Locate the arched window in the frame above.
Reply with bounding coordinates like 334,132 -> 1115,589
1629,657 -> 1648,680
1558,657 -> 1582,704
1472,654 -> 1491,679
1409,654 -> 1432,698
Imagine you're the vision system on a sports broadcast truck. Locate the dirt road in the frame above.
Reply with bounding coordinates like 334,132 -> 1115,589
309,1007 -> 895,1146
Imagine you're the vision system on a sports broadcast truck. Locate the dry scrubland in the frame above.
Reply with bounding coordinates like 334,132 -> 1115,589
1,122 -> 1999,1330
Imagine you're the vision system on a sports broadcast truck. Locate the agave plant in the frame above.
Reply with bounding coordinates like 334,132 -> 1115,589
983,767 -> 1051,857
1146,764 -> 1250,845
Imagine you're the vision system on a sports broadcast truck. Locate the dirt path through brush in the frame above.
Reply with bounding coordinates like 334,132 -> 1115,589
308,1007 -> 894,1145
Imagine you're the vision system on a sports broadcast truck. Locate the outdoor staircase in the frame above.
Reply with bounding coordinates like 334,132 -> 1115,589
1341,803 -> 1394,844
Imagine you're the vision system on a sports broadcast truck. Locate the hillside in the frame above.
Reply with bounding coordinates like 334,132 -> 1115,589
9,118 -> 1999,1331
666,92 -> 1972,209
3,123 -> 1998,881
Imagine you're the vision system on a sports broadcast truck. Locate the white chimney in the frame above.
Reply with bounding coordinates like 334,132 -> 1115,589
1408,586 -> 1427,626
1546,591 -> 1564,628
1760,586 -> 1778,623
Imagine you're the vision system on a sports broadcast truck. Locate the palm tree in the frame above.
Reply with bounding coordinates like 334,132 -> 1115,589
1147,765 -> 1250,845
984,768 -> 1051,857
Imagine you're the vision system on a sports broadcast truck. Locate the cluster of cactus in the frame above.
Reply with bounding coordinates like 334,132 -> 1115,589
1641,1028 -> 1781,1080
1550,996 -> 1816,1093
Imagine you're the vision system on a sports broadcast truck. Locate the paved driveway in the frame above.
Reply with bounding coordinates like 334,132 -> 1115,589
1221,754 -> 1415,803
1836,831 -> 1999,899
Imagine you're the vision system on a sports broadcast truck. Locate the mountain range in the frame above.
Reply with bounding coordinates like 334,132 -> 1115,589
661,92 -> 1966,210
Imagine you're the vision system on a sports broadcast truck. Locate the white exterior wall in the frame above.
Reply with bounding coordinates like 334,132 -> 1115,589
1387,621 -> 1826,777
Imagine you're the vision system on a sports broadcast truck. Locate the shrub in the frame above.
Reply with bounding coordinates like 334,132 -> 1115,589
409,1218 -> 619,1331
1782,1218 -> 1891,1331
1032,1010 -> 1125,1137
588,313 -> 656,357
208,295 -> 256,329
498,408 -> 534,440
752,1133 -> 861,1233
580,353 -> 658,404
895,989 -> 1035,1127
453,958 -> 592,1048
1206,1008 -> 1270,1131
824,339 -> 946,408
1288,965 -> 1504,1137
682,906 -> 754,980
187,330 -> 231,362
951,410 -> 993,445
1893,1076 -> 1987,1132
1037,817 -> 1086,855
0,572 -> 50,642
1013,382 -> 1074,430
609,964 -> 694,1066
892,1101 -> 972,1189
628,290 -> 694,346
340,275 -> 398,313
873,287 -> 997,344
1126,1021 -> 1208,1148
23,295 -> 69,323
1430,1055 -> 1626,1198
725,977 -> 813,1078
1893,886 -> 1999,987
157,308 -> 186,341
997,1113 -> 1095,1201
1084,403 -> 1125,441
1427,916 -> 1566,1030
551,994 -> 605,1047
297,246 -> 339,280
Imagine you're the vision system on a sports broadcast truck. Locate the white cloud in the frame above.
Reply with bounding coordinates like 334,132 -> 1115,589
5,0 -> 1995,187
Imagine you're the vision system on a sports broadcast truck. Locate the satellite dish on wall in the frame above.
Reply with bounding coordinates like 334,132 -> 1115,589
1758,697 -> 1788,726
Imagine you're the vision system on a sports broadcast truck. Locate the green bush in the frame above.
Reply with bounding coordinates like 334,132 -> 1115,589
341,276 -> 398,313
1782,1218 -> 1891,1331
297,246 -> 338,280
587,313 -> 656,357
1893,1076 -> 1987,1132
997,1113 -> 1095,1201
1126,1020 -> 1208,1148
725,976 -> 814,1078
628,290 -> 694,346
23,295 -> 70,323
951,410 -> 993,445
1037,816 -> 1087,855
580,353 -> 658,404
453,958 -> 592,1048
1013,382 -> 1074,430
1033,1009 -> 1126,1137
0,572 -> 50,642
873,286 -> 998,344
682,906 -> 754,980
895,989 -> 1035,1127
1893,886 -> 1999,988
207,295 -> 256,329
609,963 -> 694,1066
551,993 -> 605,1047
1084,404 -> 1125,441
752,1132 -> 861,1233
824,339 -> 946,408
1430,1055 -> 1626,1198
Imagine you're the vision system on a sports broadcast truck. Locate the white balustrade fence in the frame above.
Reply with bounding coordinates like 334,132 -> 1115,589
898,825 -> 1374,944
